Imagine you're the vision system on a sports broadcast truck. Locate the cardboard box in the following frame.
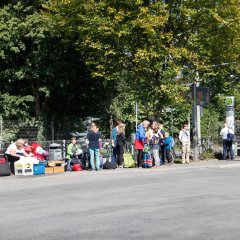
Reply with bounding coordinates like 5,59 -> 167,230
14,163 -> 33,176
53,166 -> 65,173
48,160 -> 64,167
45,167 -> 54,174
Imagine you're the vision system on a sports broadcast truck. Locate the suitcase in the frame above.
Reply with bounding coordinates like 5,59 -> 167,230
143,153 -> 152,168
123,153 -> 136,168
0,157 -> 11,176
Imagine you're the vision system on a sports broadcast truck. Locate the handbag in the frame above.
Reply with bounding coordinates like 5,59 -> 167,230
0,157 -> 11,176
123,153 -> 136,168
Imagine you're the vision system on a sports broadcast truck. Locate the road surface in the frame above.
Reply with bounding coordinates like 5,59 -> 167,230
1,160 -> 240,240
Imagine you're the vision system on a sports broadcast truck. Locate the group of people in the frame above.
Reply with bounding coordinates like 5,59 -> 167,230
74,119 -> 191,171
134,120 -> 191,168
7,120 -> 233,175
5,139 -> 49,173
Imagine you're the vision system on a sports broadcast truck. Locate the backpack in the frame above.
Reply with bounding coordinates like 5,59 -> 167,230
227,129 -> 234,143
72,163 -> 82,171
169,137 -> 175,148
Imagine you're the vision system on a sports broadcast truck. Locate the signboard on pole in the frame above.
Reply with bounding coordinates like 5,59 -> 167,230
191,86 -> 210,106
196,87 -> 210,106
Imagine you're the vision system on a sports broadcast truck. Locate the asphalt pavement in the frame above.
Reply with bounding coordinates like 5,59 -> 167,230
1,160 -> 240,240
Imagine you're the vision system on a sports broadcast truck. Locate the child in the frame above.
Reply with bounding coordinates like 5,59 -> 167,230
150,127 -> 161,167
86,120 -> 102,171
163,131 -> 174,164
66,137 -> 83,171
66,137 -> 79,160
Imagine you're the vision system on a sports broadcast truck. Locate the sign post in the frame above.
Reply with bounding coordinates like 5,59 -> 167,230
226,96 -> 235,156
192,84 -> 210,161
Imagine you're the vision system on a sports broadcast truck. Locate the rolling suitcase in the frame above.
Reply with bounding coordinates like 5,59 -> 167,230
143,153 -> 152,168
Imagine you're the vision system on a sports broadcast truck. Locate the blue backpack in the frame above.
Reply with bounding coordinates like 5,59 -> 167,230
169,137 -> 175,148
227,129 -> 234,143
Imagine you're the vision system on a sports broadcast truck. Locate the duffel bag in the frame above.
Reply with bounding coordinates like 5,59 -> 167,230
0,157 -> 11,176
103,162 -> 117,169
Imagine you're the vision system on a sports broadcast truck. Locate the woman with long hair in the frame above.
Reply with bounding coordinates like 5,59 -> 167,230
116,123 -> 126,168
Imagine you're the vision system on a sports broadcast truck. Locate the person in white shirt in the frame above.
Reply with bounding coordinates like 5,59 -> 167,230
179,124 -> 190,164
5,139 -> 30,174
220,123 -> 234,160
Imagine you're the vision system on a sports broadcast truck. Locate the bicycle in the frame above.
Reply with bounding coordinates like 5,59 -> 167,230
198,138 -> 216,159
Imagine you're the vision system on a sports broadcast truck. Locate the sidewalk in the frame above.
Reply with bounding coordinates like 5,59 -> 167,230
2,159 -> 240,181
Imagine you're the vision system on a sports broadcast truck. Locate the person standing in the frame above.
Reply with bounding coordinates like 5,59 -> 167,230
158,123 -> 165,164
163,131 -> 174,164
220,123 -> 234,160
86,121 -> 102,171
146,120 -> 158,166
116,124 -> 126,168
111,119 -> 122,164
179,124 -> 190,164
135,120 -> 150,168
150,128 -> 161,167
146,120 -> 158,140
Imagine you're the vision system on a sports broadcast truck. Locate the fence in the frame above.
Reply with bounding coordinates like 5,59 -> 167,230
0,118 -> 93,143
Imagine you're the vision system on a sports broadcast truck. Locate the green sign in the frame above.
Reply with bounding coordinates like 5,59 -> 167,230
226,97 -> 234,107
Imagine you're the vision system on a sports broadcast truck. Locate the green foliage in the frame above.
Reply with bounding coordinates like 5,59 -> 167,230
0,0 -> 239,139
201,106 -> 222,141
0,93 -> 34,119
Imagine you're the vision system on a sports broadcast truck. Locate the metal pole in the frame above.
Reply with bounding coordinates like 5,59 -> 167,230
0,116 -> 2,151
135,102 -> 138,132
62,139 -> 66,159
51,120 -> 54,142
196,71 -> 201,145
193,83 -> 199,161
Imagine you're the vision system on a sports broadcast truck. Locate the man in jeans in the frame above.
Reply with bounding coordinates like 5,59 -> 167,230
220,123 -> 234,160
179,124 -> 190,164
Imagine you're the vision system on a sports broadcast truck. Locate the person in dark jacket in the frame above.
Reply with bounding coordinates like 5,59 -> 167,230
116,123 -> 126,168
86,121 -> 102,171
111,119 -> 122,164
163,131 -> 173,164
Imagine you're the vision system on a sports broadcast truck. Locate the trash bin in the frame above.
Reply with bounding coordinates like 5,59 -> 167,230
49,143 -> 62,161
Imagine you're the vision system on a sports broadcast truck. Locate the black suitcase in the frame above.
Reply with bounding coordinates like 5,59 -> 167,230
0,157 -> 11,176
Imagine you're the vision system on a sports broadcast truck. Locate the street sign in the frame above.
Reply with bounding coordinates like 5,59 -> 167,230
226,96 -> 234,107
196,87 -> 210,106
191,85 -> 210,106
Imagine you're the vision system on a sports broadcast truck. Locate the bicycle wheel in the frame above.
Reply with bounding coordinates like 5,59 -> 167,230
170,148 -> 176,162
198,144 -> 206,159
208,144 -> 216,154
